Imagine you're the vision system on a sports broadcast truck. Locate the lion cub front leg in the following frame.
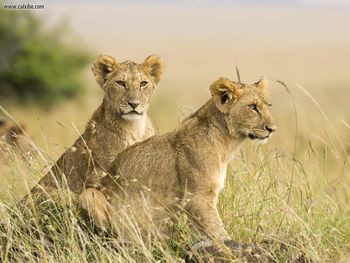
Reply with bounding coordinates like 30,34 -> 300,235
85,167 -> 107,189
185,194 -> 230,241
78,188 -> 115,232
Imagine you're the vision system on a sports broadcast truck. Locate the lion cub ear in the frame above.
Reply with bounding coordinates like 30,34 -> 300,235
210,78 -> 242,113
142,54 -> 164,84
92,55 -> 119,87
254,77 -> 269,93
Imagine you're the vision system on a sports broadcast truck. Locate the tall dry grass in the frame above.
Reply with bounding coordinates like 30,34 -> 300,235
0,81 -> 349,262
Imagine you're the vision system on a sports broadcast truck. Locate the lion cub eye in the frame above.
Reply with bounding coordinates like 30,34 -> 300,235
116,81 -> 126,87
140,81 -> 148,88
249,104 -> 258,111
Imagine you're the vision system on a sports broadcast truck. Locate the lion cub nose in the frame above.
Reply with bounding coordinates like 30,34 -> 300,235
128,101 -> 140,109
265,125 -> 277,134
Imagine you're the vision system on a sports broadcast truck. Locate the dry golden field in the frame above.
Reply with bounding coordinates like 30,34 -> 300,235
0,2 -> 349,262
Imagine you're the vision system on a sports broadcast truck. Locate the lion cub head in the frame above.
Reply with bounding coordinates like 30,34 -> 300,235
211,77 -> 276,143
92,54 -> 164,121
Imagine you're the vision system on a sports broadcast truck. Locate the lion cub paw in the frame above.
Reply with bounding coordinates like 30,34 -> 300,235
186,239 -> 273,263
78,188 -> 114,232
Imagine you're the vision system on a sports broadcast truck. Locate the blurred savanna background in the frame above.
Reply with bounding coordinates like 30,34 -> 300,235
0,0 -> 349,262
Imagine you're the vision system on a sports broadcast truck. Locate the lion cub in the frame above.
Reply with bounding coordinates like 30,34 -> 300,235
79,77 -> 276,240
0,119 -> 33,161
30,54 -> 164,196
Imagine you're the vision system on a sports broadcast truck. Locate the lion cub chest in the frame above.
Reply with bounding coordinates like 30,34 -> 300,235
217,164 -> 228,192
92,127 -> 143,167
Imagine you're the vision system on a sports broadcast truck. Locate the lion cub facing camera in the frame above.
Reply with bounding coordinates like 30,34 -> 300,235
79,77 -> 276,241
29,54 -> 164,197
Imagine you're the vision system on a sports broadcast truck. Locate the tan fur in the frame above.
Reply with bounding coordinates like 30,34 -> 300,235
79,77 -> 276,241
0,119 -> 11,136
29,54 -> 164,196
0,119 -> 32,154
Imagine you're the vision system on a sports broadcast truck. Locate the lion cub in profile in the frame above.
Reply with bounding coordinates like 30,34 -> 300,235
0,120 -> 33,162
30,54 -> 164,196
79,77 -> 276,241
0,120 -> 32,154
